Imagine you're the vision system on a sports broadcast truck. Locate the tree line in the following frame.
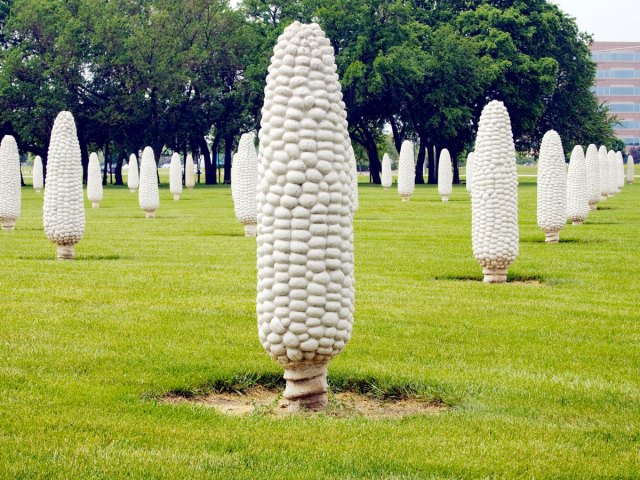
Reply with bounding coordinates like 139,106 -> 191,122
0,0 -> 621,186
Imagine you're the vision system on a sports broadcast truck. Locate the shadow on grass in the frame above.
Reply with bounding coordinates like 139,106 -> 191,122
435,273 -> 551,285
154,371 -> 453,407
18,254 -> 124,261
520,237 -> 605,244
197,232 -> 245,237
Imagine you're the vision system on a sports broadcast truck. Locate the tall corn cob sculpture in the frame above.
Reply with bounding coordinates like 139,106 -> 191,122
128,153 -> 139,192
139,146 -> 160,218
257,21 -> 355,411
43,112 -> 85,259
465,151 -> 474,194
584,144 -> 600,211
628,155 -> 635,183
472,101 -> 518,283
397,140 -> 415,202
381,153 -> 392,189
169,153 -> 183,201
566,146 -> 589,225
438,149 -> 453,202
607,151 -> 617,196
537,130 -> 566,243
598,146 -> 609,200
0,135 -> 21,231
231,132 -> 258,237
185,154 -> 195,189
87,152 -> 103,208
616,151 -> 624,191
33,155 -> 44,192
349,145 -> 359,211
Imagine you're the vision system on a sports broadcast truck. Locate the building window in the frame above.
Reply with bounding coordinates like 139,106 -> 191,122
593,53 -> 640,62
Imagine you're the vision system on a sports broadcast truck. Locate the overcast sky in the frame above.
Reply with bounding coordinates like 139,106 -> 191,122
552,0 -> 637,42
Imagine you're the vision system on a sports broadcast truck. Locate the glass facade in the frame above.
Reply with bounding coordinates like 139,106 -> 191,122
592,42 -> 640,147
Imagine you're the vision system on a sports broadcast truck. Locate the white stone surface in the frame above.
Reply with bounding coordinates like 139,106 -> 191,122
0,135 -> 21,230
43,111 -> 85,253
472,101 -> 518,283
438,148 -> 453,202
607,150 -> 617,196
169,152 -> 183,200
381,153 -> 392,188
616,151 -> 624,190
87,152 -> 103,207
627,155 -> 635,183
32,155 -> 44,192
465,151 -> 474,194
598,146 -> 609,200
231,132 -> 258,229
584,144 -> 600,210
397,140 -> 415,201
185,153 -> 195,188
537,130 -> 566,242
257,21 -> 355,410
348,145 -> 358,212
138,146 -> 160,216
566,145 -> 589,225
127,153 -> 139,191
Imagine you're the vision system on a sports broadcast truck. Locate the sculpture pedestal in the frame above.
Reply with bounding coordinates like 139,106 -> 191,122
145,211 -> 156,219
483,268 -> 507,284
130,189 -> 136,193
441,196 -> 449,203
572,220 -> 583,226
244,224 -> 257,237
284,363 -> 328,412
1,219 -> 16,231
91,202 -> 100,209
589,202 -> 597,211
401,195 -> 410,202
173,194 -> 180,201
57,244 -> 75,260
545,231 -> 560,243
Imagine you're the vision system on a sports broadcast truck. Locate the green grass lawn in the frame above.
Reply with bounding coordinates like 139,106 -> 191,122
1,172 -> 639,478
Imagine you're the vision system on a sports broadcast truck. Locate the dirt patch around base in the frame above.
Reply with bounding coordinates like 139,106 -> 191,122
162,386 -> 446,419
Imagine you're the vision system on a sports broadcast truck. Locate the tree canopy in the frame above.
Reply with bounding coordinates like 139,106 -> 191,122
0,0 -> 619,185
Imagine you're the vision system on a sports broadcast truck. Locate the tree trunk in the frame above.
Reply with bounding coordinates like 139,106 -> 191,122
427,143 -> 437,185
200,136 -> 216,185
415,142 -> 426,184
114,150 -> 124,185
452,152 -> 460,185
20,165 -> 25,187
389,117 -> 403,154
152,139 -> 163,184
79,136 -> 89,185
224,134 -> 233,184
102,143 -> 109,185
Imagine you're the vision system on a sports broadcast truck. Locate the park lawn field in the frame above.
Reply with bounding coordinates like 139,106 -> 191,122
1,173 -> 639,479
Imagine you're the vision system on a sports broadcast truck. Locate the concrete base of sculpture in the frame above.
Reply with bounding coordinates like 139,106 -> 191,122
1,219 -> 16,231
401,195 -> 410,202
483,268 -> 507,284
589,202 -> 597,211
441,196 -> 449,203
35,189 -> 42,193
145,210 -> 156,219
173,194 -> 180,201
187,186 -> 194,190
91,202 -> 100,209
383,187 -> 389,191
600,195 -> 607,201
130,189 -> 136,193
284,363 -> 328,412
572,220 -> 584,226
545,231 -> 560,243
244,224 -> 257,237
57,244 -> 75,260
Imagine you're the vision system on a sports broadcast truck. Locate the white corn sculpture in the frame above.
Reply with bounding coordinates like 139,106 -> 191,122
349,145 -> 359,211
43,112 -> 85,259
33,155 -> 44,192
87,152 -> 103,208
397,140 -> 415,202
128,153 -> 139,192
584,144 -> 600,211
139,146 -> 160,218
231,132 -> 258,237
257,22 -> 355,411
0,135 -> 21,231
472,101 -> 518,283
627,155 -> 635,183
616,151 -> 624,190
537,130 -> 567,243
566,146 -> 589,225
169,152 -> 183,201
607,151 -> 618,196
381,153 -> 392,189
438,148 -> 453,202
185,154 -> 195,189
598,146 -> 609,200
465,151 -> 474,194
